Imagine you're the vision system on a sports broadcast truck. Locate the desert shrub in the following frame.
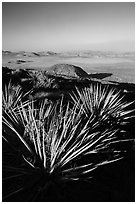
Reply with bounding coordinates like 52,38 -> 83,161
2,82 -> 23,112
2,83 -> 134,201
2,82 -> 32,114
71,84 -> 134,132
32,71 -> 59,90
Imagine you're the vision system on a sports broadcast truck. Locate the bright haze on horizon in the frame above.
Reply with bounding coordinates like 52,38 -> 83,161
2,2 -> 135,52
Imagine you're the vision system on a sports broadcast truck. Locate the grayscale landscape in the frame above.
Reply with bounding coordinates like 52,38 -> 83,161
2,2 -> 135,202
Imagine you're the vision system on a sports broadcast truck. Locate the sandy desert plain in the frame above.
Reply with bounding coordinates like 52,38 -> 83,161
2,50 -> 135,83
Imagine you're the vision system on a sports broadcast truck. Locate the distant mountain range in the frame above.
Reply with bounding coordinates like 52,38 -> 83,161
2,50 -> 58,57
2,50 -> 135,58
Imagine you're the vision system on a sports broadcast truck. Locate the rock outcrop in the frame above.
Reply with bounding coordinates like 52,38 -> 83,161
46,64 -> 89,79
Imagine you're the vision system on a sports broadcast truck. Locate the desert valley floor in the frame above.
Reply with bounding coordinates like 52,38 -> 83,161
2,50 -> 135,83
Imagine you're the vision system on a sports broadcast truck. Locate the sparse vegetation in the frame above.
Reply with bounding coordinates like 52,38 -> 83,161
2,81 -> 134,201
71,84 -> 134,129
2,82 -> 31,113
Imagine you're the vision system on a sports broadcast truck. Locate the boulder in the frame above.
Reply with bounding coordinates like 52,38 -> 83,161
46,64 -> 89,79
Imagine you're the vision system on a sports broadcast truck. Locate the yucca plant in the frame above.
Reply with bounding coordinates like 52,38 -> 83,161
71,84 -> 134,135
2,82 -> 33,146
2,82 -> 31,113
2,82 -> 22,112
2,84 -> 134,201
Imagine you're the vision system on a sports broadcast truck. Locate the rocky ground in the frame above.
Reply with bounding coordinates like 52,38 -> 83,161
2,63 -> 135,101
2,61 -> 135,201
2,50 -> 135,83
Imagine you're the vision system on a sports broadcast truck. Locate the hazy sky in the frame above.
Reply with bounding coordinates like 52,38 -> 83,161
2,2 -> 135,52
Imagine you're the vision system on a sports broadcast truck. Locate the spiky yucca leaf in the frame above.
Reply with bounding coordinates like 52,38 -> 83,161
2,82 -> 31,113
2,82 -> 23,112
2,84 -> 134,201
3,98 -> 126,182
71,84 -> 134,127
